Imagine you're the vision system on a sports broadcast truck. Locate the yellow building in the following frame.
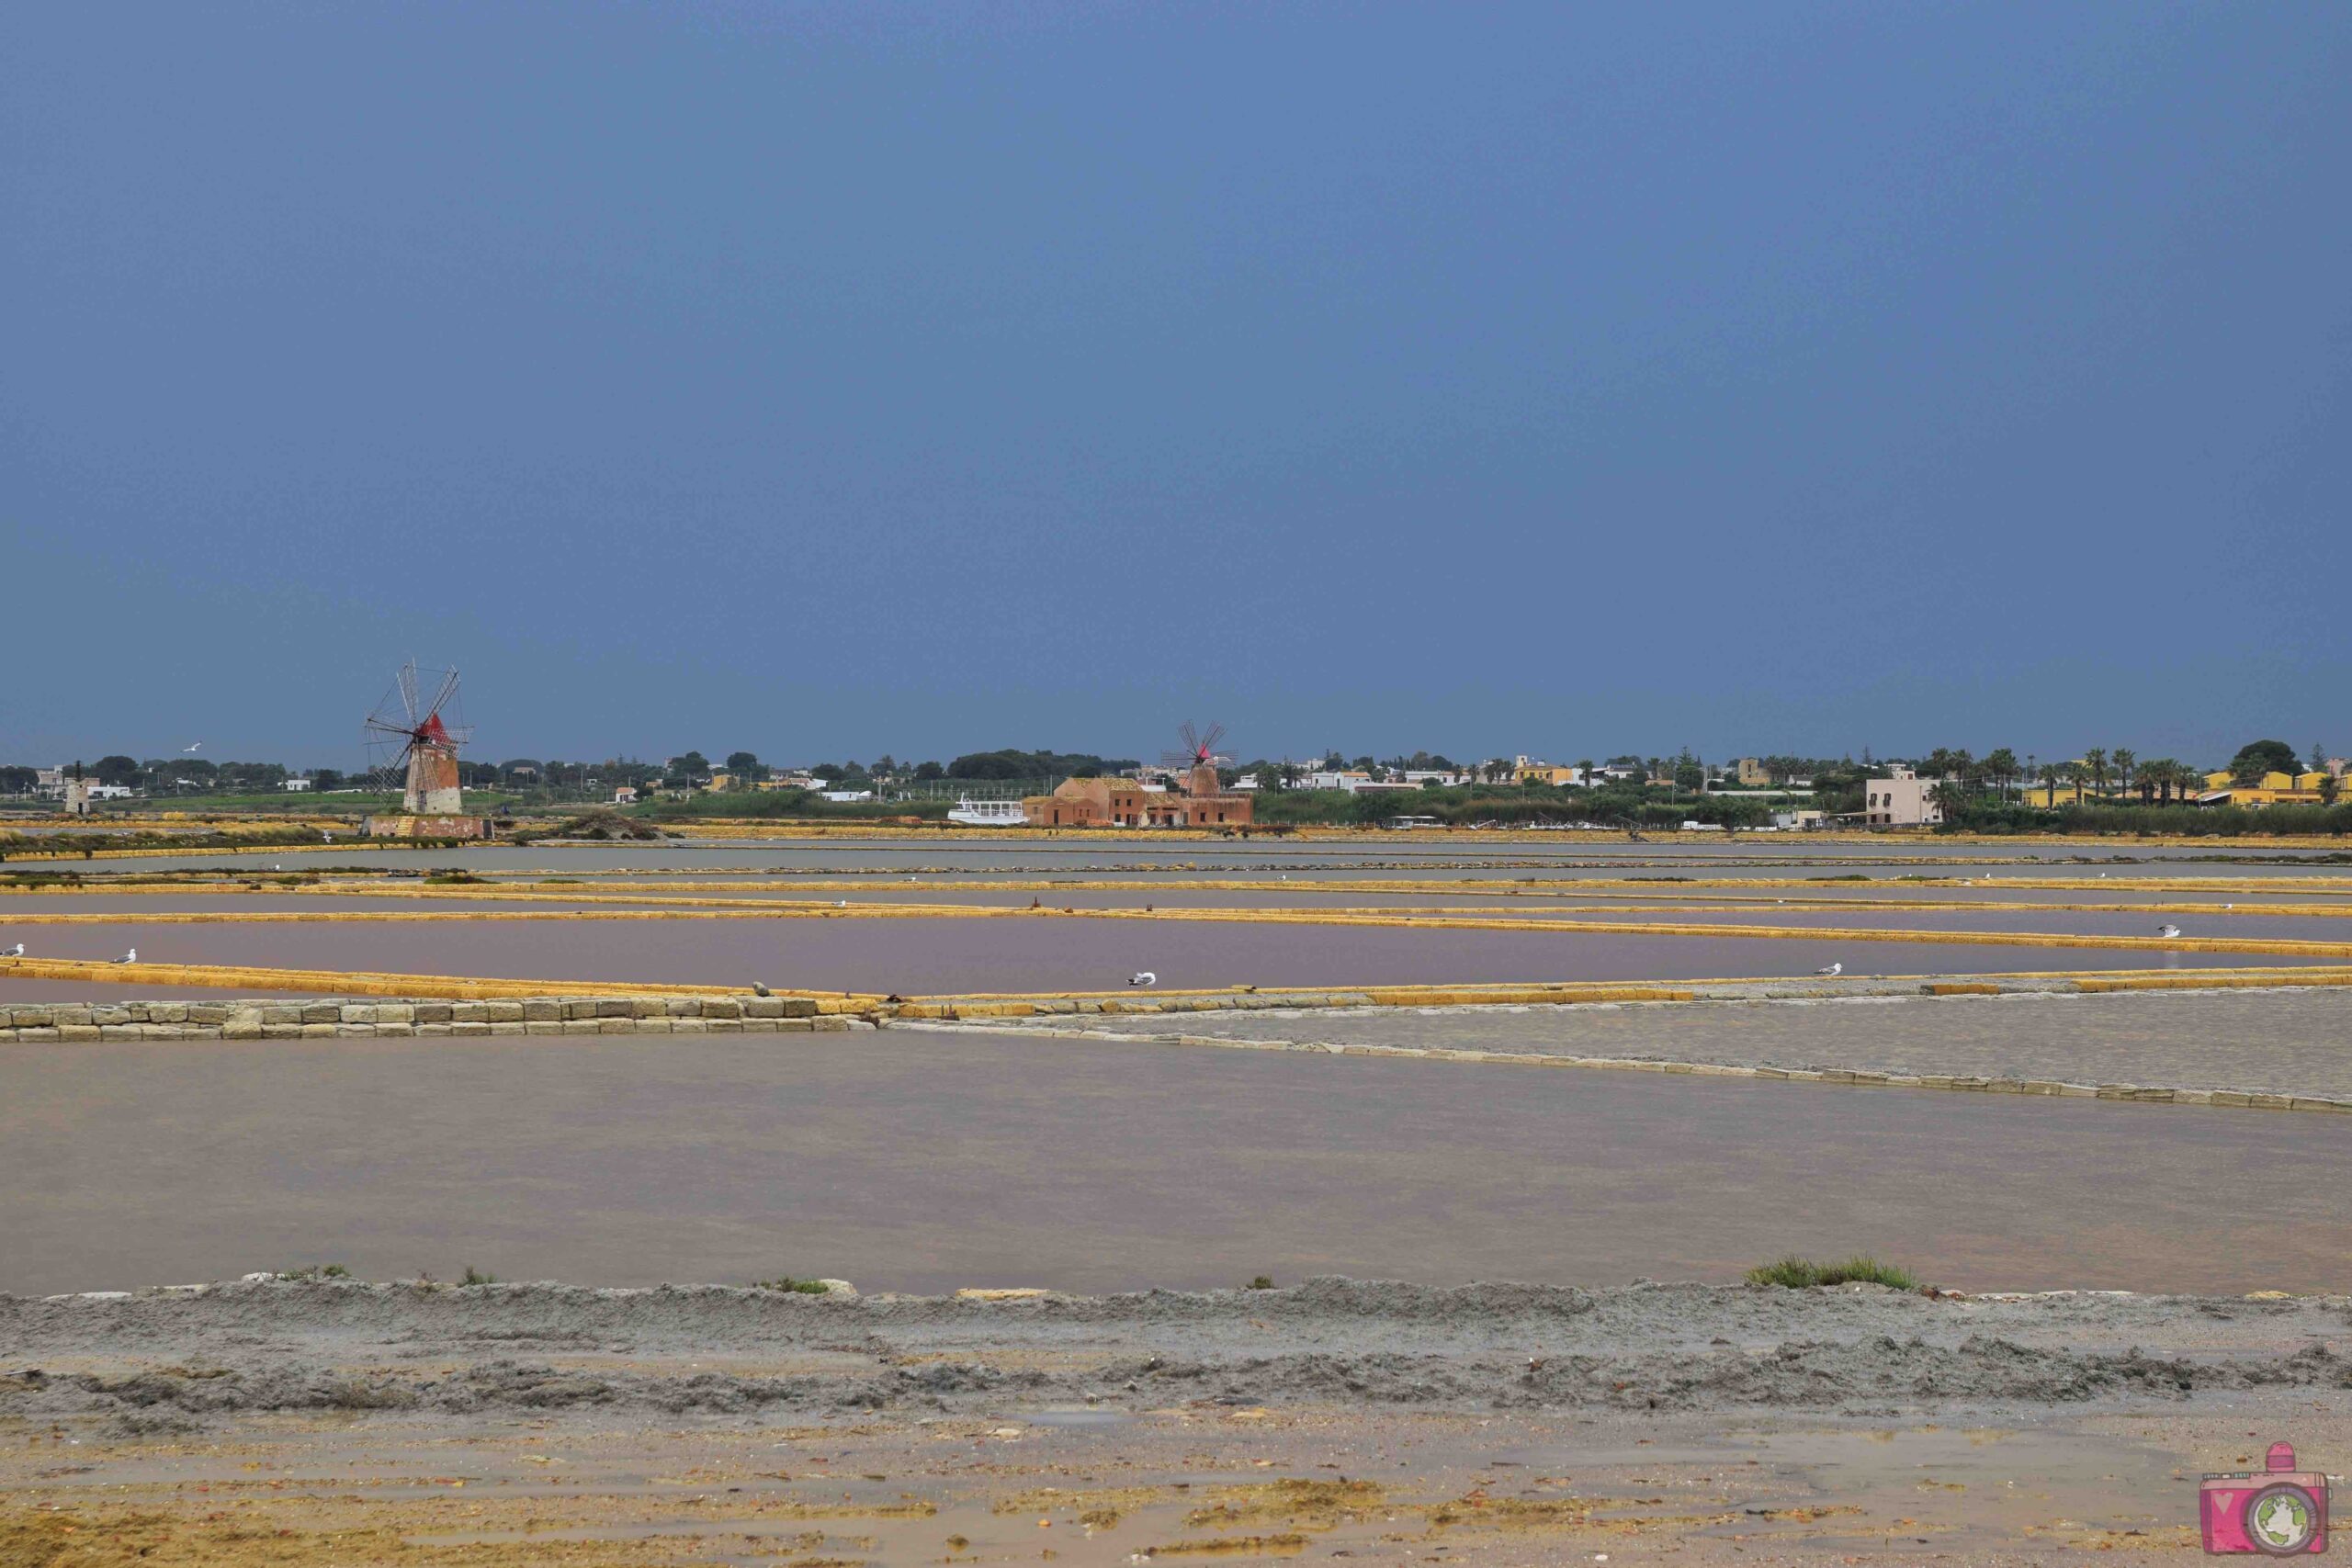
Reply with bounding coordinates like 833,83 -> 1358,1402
707,770 -> 740,792
1736,757 -> 1770,786
2199,770 -> 2333,806
1516,763 -> 1583,786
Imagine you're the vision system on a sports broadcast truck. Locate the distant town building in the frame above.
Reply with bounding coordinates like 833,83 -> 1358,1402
613,785 -> 639,805
281,777 -> 313,792
1024,762 -> 1251,829
1736,758 -> 1770,786
1863,765 -> 1944,827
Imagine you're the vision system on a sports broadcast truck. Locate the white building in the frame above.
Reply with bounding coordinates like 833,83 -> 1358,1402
281,777 -> 313,792
1864,766 -> 1944,827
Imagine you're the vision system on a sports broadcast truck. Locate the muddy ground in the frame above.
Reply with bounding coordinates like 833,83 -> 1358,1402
7,1279 -> 2351,1565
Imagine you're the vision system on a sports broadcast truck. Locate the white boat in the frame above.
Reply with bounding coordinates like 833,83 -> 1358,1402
947,796 -> 1027,827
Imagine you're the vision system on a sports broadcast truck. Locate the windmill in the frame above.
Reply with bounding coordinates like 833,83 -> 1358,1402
1161,720 -> 1229,797
364,662 -> 473,815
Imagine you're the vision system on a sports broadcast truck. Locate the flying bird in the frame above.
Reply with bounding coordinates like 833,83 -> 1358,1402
2157,924 -> 2182,939
182,742 -> 201,753
112,947 -> 137,964
1814,961 -> 1842,976
1129,971 -> 1157,987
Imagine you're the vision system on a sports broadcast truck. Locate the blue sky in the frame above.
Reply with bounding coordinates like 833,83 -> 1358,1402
5,3 -> 2346,770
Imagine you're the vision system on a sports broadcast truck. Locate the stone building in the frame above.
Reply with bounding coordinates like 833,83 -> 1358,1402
1023,763 -> 1252,829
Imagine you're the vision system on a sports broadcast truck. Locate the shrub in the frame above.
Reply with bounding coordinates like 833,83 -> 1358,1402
459,1266 -> 496,1286
1247,1275 -> 1275,1291
1746,1255 -> 1920,1291
754,1276 -> 831,1293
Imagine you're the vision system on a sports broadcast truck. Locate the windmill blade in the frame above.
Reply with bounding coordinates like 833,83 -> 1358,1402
423,667 -> 459,723
1178,721 -> 1201,759
364,716 -> 417,738
398,662 -> 420,725
1200,722 -> 1227,757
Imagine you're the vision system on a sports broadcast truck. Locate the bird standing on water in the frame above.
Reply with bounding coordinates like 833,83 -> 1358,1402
1814,961 -> 1843,976
2157,924 -> 2182,939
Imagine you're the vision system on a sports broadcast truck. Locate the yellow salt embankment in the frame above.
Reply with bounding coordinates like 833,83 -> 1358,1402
0,954 -> 876,1007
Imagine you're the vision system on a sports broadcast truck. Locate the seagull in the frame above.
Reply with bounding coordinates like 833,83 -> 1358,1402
2,942 -> 23,958
2157,924 -> 2182,939
182,742 -> 201,753
273,863 -> 283,872
837,899 -> 847,908
1814,961 -> 1842,976
112,947 -> 137,964
751,982 -> 772,997
1129,971 -> 1158,987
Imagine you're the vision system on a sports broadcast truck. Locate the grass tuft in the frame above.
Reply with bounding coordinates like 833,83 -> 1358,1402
1246,1275 -> 1276,1291
458,1266 -> 496,1287
754,1276 -> 832,1294
1746,1255 -> 1920,1291
275,1263 -> 350,1281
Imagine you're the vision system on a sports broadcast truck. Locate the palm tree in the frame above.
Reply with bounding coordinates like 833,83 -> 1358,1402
2084,748 -> 2109,800
2112,748 -> 2135,801
1984,748 -> 2019,803
2036,760 -> 2061,807
1577,758 -> 1597,788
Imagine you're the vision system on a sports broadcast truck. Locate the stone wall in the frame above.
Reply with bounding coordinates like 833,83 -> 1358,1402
0,995 -> 854,1043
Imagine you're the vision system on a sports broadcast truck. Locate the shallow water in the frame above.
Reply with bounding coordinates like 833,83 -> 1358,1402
2,1029 -> 2342,1296
0,914 -> 2316,995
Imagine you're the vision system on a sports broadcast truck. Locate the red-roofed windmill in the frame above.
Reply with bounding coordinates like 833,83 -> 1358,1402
1162,720 -> 1229,797
365,662 -> 473,814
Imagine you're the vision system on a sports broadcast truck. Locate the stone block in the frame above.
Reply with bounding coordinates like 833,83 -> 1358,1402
187,1004 -> 231,1025
563,999 -> 598,1020
300,1023 -> 338,1038
672,1018 -> 708,1033
223,1021 -> 265,1041
340,1005 -> 377,1024
302,1004 -> 342,1024
741,1017 -> 778,1032
707,1019 -> 743,1033
152,1004 -> 188,1024
523,1000 -> 561,1022
524,1021 -> 564,1036
595,998 -> 630,1018
744,998 -> 784,1019
16,1027 -> 59,1043
702,999 -> 742,1020
488,1001 -> 526,1023
780,998 -> 819,1018
628,998 -> 663,1019
665,998 -> 700,1017
562,1019 -> 601,1034
334,1023 -> 378,1038
414,1003 -> 452,1023
413,1022 -> 451,1038
450,1002 -> 490,1023
92,1006 -> 133,1027
489,1021 -> 525,1036
597,1018 -> 634,1033
58,1025 -> 101,1042
262,1023 -> 300,1039
375,1004 -> 414,1025
261,1005 -> 302,1025
812,1017 -> 852,1032
452,1021 -> 490,1036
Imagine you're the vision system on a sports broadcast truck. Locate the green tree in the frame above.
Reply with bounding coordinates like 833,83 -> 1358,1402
1984,748 -> 2019,802
2111,748 -> 2135,799
93,754 -> 141,787
2230,739 -> 2300,784
2322,774 -> 2343,806
913,761 -> 946,781
2083,748 -> 2109,798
